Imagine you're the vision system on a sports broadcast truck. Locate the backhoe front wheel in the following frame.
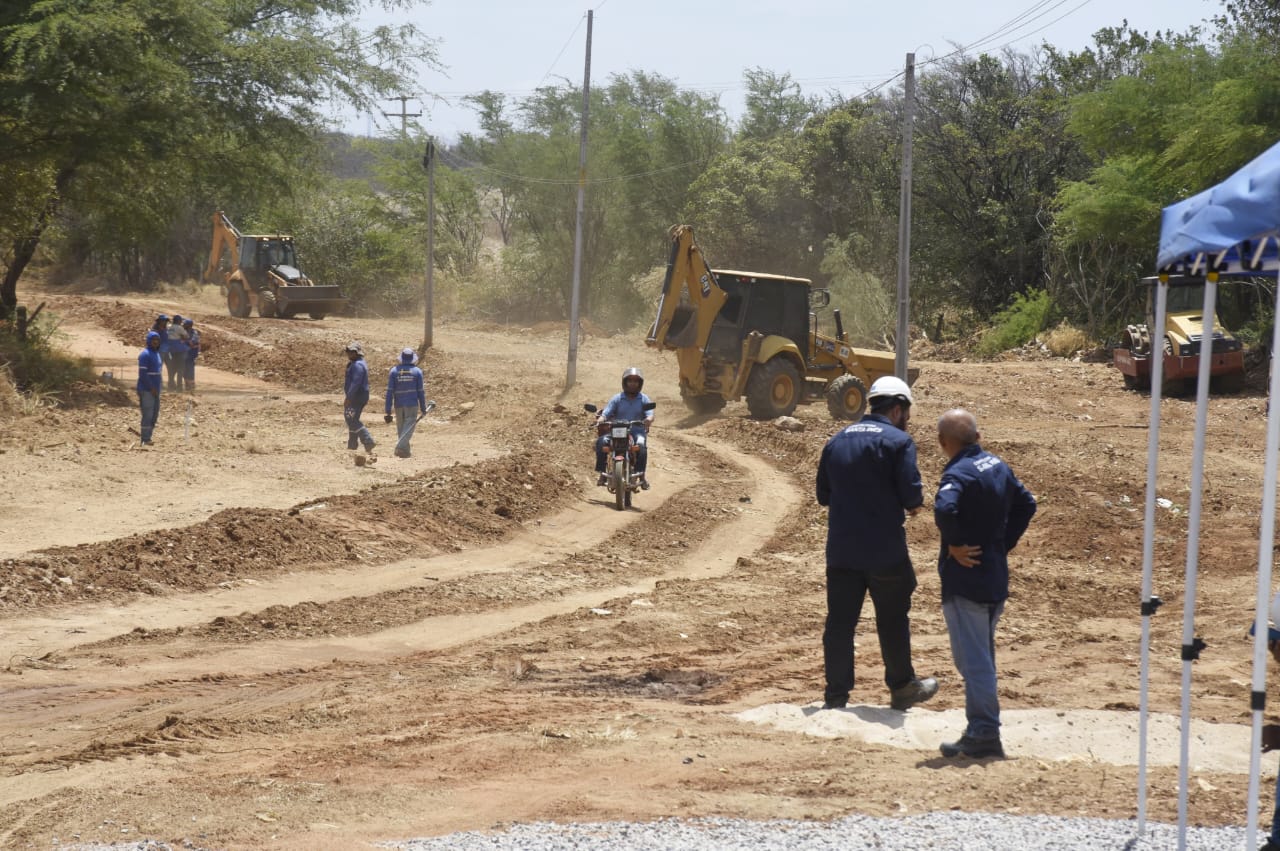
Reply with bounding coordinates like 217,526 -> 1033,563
258,290 -> 278,318
745,356 -> 801,419
227,284 -> 251,318
826,374 -> 868,420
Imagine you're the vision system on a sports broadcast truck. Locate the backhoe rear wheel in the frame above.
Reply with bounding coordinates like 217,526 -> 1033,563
227,284 -> 251,318
825,374 -> 868,420
745,356 -> 801,419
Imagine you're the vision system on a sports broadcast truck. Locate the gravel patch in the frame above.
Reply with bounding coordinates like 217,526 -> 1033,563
53,813 -> 1262,850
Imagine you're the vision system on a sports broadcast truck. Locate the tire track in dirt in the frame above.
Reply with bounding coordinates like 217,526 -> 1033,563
2,431 -> 796,690
0,430 -> 799,819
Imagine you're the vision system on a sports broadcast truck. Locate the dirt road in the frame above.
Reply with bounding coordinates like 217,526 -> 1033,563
0,290 -> 1274,849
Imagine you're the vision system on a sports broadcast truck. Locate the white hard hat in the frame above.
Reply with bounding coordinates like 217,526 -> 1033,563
868,375 -> 913,406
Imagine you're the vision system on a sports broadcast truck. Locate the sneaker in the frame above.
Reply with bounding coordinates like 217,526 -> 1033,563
890,677 -> 939,710
940,734 -> 1004,759
597,473 -> 608,487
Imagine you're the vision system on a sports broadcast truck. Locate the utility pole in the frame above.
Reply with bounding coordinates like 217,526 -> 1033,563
422,138 -> 436,351
566,9 -> 593,391
895,53 -> 916,381
383,95 -> 421,135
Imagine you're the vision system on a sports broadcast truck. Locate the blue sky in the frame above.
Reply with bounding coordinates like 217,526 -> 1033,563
336,0 -> 1221,140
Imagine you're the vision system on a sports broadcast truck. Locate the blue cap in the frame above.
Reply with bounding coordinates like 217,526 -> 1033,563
182,318 -> 193,327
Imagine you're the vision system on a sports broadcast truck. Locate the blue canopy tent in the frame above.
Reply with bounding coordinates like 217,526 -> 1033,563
1158,138 -> 1280,277
1138,138 -> 1280,851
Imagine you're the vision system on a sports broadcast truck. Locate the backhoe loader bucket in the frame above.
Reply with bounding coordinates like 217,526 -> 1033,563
276,286 -> 347,319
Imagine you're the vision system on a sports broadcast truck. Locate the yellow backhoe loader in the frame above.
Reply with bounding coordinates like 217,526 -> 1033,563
646,225 -> 916,420
202,211 -> 347,319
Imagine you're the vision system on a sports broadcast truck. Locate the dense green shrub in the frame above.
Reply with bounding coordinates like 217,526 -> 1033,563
976,289 -> 1052,356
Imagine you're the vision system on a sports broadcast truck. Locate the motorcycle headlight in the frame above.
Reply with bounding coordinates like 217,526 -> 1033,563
611,426 -> 629,439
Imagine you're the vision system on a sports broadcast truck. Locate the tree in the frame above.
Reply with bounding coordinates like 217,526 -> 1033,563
0,0 -> 436,318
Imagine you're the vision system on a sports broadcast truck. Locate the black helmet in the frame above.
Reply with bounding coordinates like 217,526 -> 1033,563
621,367 -> 644,392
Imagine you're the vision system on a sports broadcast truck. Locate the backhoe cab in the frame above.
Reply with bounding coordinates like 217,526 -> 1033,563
202,211 -> 347,319
646,225 -> 916,420
1113,276 -> 1244,394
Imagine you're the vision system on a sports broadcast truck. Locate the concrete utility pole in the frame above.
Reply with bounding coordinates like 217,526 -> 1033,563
566,9 -> 593,391
383,95 -> 421,135
422,138 -> 436,351
895,53 -> 916,381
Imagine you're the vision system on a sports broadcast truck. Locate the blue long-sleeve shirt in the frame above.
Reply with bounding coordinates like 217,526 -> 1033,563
601,391 -> 654,437
137,344 -> 162,394
816,413 -> 923,572
385,364 -> 426,412
934,442 -> 1037,603
344,358 -> 370,398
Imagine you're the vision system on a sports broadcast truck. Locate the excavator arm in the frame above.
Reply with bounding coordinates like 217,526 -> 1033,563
203,211 -> 241,284
646,225 -> 728,352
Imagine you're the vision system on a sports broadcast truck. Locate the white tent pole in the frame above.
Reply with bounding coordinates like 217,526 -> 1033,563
1137,278 -> 1169,833
1175,278 -> 1218,851
1246,282 -> 1280,849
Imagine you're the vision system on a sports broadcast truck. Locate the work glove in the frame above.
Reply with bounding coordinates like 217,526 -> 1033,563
384,414 -> 394,424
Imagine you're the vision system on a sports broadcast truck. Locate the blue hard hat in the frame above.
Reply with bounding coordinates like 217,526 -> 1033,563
401,348 -> 418,365
156,314 -> 170,322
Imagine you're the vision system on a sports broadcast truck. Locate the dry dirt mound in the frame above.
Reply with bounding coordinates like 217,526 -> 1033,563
1,439 -> 581,611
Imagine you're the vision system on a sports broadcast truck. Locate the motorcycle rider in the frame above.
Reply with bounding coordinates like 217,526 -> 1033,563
595,367 -> 655,490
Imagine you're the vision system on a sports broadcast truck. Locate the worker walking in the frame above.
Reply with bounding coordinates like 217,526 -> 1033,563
182,318 -> 200,393
816,375 -> 938,712
384,348 -> 427,458
933,408 -> 1036,759
166,314 -> 189,391
343,341 -> 376,453
135,330 -> 163,445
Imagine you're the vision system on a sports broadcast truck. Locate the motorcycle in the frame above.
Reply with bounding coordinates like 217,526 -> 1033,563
584,401 -> 656,511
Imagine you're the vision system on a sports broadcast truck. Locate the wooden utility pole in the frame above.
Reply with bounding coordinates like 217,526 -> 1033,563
566,9 -> 593,391
422,138 -> 436,351
895,53 -> 916,381
383,96 -> 421,135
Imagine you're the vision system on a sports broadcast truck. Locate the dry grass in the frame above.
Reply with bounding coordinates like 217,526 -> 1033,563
1042,322 -> 1090,358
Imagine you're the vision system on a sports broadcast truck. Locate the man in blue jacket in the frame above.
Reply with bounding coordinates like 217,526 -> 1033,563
343,341 -> 376,453
384,348 -> 427,458
136,330 -> 163,445
934,408 -> 1036,759
816,375 -> 938,712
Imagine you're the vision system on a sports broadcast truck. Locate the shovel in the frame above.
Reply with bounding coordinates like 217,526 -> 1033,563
393,400 -> 436,456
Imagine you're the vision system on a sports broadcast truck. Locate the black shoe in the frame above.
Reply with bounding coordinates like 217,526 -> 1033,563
940,734 -> 1004,759
890,677 -> 939,710
821,699 -> 847,710
640,477 -> 651,491
596,473 -> 608,487
1261,841 -> 1280,851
